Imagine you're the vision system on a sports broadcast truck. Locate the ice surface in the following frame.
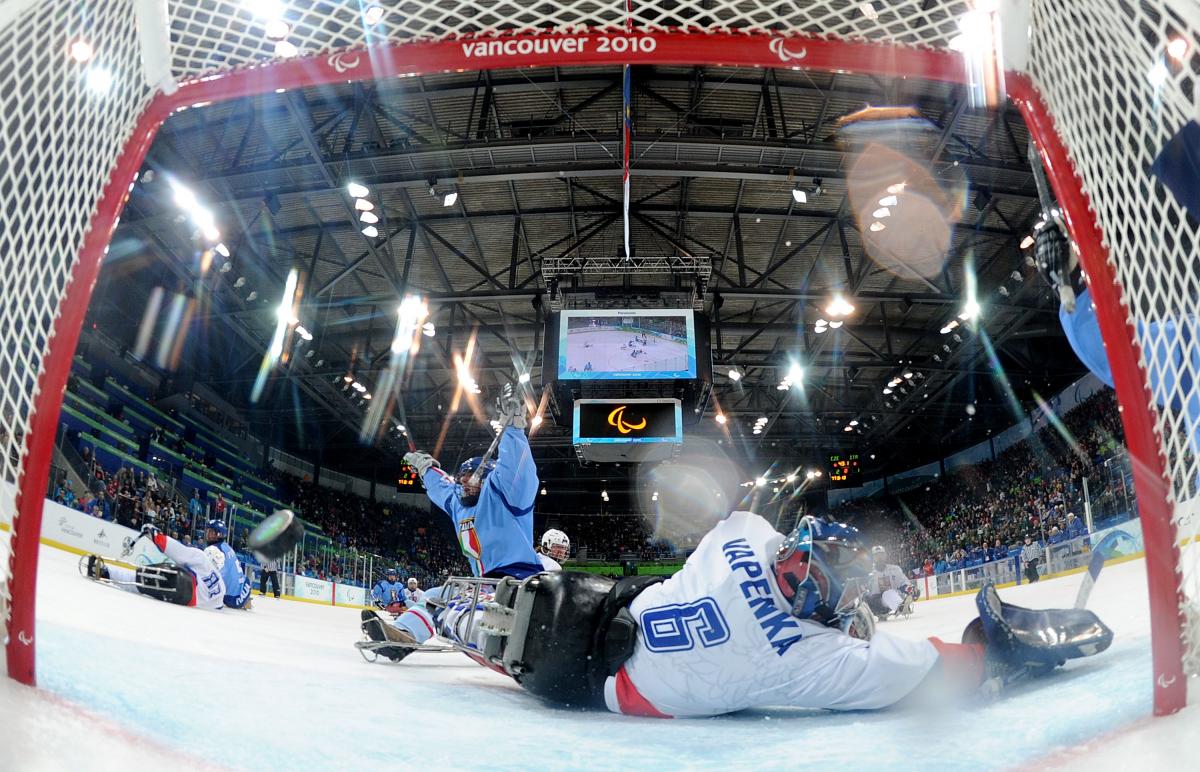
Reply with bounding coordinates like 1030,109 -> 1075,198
2,538 -> 1196,770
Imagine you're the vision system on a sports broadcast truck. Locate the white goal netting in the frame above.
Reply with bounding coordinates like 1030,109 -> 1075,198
1,0 -> 1197,710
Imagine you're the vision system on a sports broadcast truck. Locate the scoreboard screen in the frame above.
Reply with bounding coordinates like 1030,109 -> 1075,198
397,462 -> 421,488
573,398 -> 683,444
827,453 -> 861,487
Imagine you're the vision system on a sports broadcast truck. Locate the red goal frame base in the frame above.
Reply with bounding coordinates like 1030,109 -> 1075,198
6,30 -> 1185,715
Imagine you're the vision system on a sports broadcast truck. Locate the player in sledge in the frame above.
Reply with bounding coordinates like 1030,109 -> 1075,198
470,512 -> 1113,717
81,525 -> 227,609
371,568 -> 407,615
865,545 -> 920,620
360,385 -> 543,661
205,519 -> 253,610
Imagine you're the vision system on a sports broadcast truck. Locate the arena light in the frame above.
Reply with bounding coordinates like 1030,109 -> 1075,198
343,374 -> 354,383
869,221 -> 886,232
540,488 -> 547,496
354,198 -> 374,211
362,393 -> 372,400
785,473 -> 797,483
273,39 -> 299,58
1020,234 -> 1035,249
442,191 -> 459,207
886,182 -> 906,195
651,491 -> 659,502
727,368 -> 742,381
85,66 -> 113,94
531,415 -> 543,428
361,225 -> 379,238
714,413 -> 727,425
878,194 -> 898,207
849,419 -> 859,426
960,297 -> 981,321
347,182 -> 369,198
940,319 -> 960,334
903,371 -> 913,379
518,371 -> 531,384
360,211 -> 379,224
824,294 -> 855,317
882,387 -> 892,395
215,243 -> 230,257
264,19 -> 290,40
1167,37 -> 1189,62
791,187 -> 807,204
752,428 -> 762,435
859,2 -> 879,21
363,5 -> 385,25
69,39 -> 94,63
1148,60 -> 1169,87
872,207 -> 891,219
755,477 -> 767,487
422,323 -> 436,338
828,320 -> 843,329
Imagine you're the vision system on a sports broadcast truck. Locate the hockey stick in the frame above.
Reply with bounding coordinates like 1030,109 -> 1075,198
468,385 -> 520,486
1073,530 -> 1138,609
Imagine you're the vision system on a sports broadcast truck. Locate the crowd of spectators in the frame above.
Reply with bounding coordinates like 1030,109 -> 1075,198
826,390 -> 1127,577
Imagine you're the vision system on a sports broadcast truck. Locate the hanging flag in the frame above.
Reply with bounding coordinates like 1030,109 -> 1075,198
622,63 -> 632,260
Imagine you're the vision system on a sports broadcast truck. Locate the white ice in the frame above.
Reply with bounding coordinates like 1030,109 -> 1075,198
564,329 -> 688,373
2,538 -> 1197,771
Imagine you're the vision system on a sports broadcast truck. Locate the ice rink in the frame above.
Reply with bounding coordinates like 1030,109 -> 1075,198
563,328 -> 688,374
2,537 -> 1196,771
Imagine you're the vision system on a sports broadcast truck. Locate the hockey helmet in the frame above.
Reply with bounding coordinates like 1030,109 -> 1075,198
774,516 -> 871,626
385,567 -> 398,578
457,456 -> 497,481
204,545 -> 226,571
540,528 -> 570,561
407,577 -> 418,588
205,519 -> 228,541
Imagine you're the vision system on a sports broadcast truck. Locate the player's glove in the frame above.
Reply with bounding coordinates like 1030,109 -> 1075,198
139,523 -> 160,542
841,604 -> 876,641
404,451 -> 439,477
497,383 -> 527,430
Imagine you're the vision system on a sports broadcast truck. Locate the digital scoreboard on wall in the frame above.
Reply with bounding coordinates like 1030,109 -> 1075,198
572,398 -> 683,444
828,453 -> 862,487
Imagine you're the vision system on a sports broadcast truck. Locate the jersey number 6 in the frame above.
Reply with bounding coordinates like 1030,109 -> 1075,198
640,597 -> 730,652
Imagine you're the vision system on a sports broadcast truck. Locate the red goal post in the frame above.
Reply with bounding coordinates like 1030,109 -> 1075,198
1,0 -> 1195,716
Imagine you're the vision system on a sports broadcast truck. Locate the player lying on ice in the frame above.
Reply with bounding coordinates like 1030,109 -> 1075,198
359,385 -> 545,660
362,510 -> 1113,718
82,525 -> 228,609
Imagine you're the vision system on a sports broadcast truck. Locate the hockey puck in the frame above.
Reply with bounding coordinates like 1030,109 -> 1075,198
248,509 -> 304,560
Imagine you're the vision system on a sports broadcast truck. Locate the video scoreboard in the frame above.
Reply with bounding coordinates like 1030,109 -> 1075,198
827,453 -> 861,487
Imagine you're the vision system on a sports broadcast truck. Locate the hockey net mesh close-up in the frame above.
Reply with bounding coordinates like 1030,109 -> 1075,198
1,0 -> 1198,701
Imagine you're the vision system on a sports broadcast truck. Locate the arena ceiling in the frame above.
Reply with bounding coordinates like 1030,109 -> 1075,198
89,63 -> 1087,491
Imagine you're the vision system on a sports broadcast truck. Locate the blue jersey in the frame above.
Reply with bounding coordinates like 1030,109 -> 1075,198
215,541 -> 252,609
372,579 -> 406,605
422,426 -> 541,578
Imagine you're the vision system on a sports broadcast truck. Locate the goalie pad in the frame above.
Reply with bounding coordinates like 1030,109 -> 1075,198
966,583 -> 1112,672
482,572 -> 662,708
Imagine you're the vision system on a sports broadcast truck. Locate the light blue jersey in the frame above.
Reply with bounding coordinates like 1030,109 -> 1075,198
422,426 -> 541,578
215,541 -> 252,609
372,579 -> 406,605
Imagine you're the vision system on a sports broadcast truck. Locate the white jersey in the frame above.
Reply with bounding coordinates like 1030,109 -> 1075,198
537,553 -> 562,571
868,563 -> 911,595
603,511 -> 939,718
106,535 -> 225,609
402,587 -> 424,606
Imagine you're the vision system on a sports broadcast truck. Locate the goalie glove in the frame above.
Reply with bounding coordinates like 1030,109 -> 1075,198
403,451 -> 439,478
1034,221 -> 1083,313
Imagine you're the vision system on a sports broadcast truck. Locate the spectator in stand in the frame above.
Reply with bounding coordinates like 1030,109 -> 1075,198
188,490 -> 203,522
214,493 -> 226,519
1065,511 -> 1087,541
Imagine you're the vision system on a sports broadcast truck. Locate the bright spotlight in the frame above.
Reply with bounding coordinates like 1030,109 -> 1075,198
540,488 -> 547,496
824,294 -> 855,317
531,415 -> 543,428
347,182 -> 369,198
360,211 -> 379,224
518,371 -> 531,384
878,194 -> 898,207
1167,37 -> 1189,62
872,207 -> 891,219
829,320 -> 843,329
361,225 -> 379,238
442,191 -> 459,207
755,477 -> 767,487
791,188 -> 807,204
960,297 -> 981,321
215,243 -> 230,257
869,221 -> 886,232
786,363 -> 804,383
354,198 -> 374,211
1019,234 -> 1035,249
363,5 -> 385,25
69,39 -> 94,63
785,473 -> 797,483
273,39 -> 299,58
727,368 -> 742,382
714,413 -> 727,425
85,67 -> 113,94
264,19 -> 290,40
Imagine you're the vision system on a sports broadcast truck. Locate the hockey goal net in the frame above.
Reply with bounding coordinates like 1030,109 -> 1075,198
1,0 -> 1197,714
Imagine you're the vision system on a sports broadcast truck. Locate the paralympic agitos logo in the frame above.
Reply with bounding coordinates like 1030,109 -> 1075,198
607,405 -> 647,435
